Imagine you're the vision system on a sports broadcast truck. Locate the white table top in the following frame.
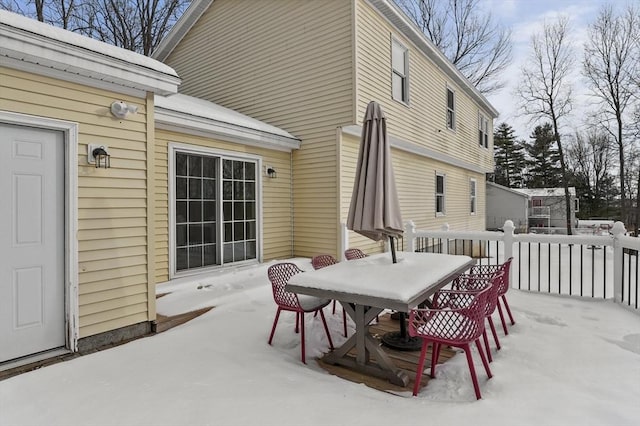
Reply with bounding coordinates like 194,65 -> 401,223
287,252 -> 474,311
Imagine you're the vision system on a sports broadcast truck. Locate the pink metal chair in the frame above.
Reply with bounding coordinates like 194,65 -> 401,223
469,257 -> 515,335
311,254 -> 348,337
344,248 -> 367,260
408,284 -> 493,400
267,263 -> 334,364
449,271 -> 504,362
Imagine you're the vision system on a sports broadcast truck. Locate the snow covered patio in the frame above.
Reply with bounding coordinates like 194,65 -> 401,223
1,257 -> 639,426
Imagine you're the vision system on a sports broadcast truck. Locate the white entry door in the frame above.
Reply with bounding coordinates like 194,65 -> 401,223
0,123 -> 65,363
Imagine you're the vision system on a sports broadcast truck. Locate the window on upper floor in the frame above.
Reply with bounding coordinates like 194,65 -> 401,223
446,87 -> 455,130
479,113 -> 489,148
391,38 -> 409,104
436,173 -> 446,215
470,178 -> 477,214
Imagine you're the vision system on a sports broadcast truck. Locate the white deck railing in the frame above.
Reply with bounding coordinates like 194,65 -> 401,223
401,220 -> 639,314
341,220 -> 639,314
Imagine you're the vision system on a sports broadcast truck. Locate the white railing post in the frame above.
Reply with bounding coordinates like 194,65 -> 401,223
503,220 -> 515,261
441,223 -> 450,254
340,222 -> 348,261
502,220 -> 515,288
405,220 -> 416,252
611,221 -> 626,303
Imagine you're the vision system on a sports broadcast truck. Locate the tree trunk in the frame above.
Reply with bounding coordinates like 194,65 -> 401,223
552,118 -> 573,235
635,170 -> 640,236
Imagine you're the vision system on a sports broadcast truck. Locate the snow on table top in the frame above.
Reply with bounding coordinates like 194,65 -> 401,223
288,252 -> 473,304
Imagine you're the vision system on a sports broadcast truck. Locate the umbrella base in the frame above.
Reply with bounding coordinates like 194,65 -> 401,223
381,331 -> 422,351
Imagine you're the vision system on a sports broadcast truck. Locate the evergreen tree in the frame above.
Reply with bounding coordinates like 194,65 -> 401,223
493,122 -> 526,187
523,123 -> 562,188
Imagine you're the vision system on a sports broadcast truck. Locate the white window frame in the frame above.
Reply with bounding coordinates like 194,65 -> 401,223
436,173 -> 446,216
470,178 -> 477,215
479,113 -> 489,148
446,87 -> 456,130
168,143 -> 263,278
391,38 -> 409,104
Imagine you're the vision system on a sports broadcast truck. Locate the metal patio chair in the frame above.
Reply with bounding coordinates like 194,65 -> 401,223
344,248 -> 367,260
267,263 -> 334,364
448,271 -> 504,362
469,257 -> 515,335
408,284 -> 493,400
311,254 -> 348,337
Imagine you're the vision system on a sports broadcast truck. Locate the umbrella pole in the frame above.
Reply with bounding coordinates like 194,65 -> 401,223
390,235 -> 397,264
381,236 -> 422,351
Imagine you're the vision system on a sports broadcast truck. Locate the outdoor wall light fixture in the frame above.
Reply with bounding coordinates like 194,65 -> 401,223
266,166 -> 277,179
88,144 -> 111,169
110,100 -> 138,119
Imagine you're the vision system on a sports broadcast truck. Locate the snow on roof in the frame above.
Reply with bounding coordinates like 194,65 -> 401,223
0,10 -> 180,95
514,187 -> 576,197
487,181 -> 530,198
0,10 -> 177,77
155,93 -> 300,149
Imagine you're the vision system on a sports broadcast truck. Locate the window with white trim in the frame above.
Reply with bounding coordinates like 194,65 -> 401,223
436,173 -> 446,215
391,39 -> 409,103
479,113 -> 489,148
172,148 -> 258,274
446,87 -> 455,130
470,179 -> 477,214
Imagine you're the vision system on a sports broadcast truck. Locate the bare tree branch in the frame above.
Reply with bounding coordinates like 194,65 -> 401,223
1,0 -> 190,56
517,17 -> 575,233
395,0 -> 512,95
583,3 -> 639,226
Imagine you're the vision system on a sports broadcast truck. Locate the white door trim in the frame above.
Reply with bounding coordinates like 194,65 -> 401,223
0,111 -> 79,352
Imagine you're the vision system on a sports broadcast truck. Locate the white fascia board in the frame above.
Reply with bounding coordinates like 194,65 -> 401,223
156,108 -> 301,152
152,0 -> 214,61
367,0 -> 499,118
1,25 -> 181,95
342,125 -> 488,174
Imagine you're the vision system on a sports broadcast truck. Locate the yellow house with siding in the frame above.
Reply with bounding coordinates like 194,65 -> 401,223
0,10 -> 299,366
154,0 -> 499,262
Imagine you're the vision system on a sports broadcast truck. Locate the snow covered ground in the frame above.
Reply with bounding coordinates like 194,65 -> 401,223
1,257 -> 639,426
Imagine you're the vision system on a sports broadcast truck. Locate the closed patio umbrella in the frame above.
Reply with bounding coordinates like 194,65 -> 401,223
347,101 -> 403,259
347,100 -> 420,350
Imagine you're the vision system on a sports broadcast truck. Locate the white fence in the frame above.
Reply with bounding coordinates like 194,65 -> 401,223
400,220 -> 639,314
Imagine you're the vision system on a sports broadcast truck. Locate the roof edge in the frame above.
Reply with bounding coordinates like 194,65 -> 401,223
367,0 -> 499,118
155,107 -> 300,152
152,0 -> 214,61
487,181 -> 531,198
0,11 -> 180,95
342,125 -> 488,174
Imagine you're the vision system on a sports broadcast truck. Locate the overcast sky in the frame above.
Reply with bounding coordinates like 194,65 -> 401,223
481,0 -> 612,141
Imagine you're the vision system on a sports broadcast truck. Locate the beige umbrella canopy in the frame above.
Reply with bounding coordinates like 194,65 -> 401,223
347,101 -> 403,260
347,101 -> 419,350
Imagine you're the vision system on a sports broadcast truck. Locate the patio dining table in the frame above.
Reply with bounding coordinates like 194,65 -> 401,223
287,251 -> 475,387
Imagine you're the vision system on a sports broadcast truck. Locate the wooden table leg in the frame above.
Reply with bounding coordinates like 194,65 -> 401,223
323,302 -> 410,387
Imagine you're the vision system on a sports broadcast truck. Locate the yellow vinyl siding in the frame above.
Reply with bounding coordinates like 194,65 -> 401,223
0,66 -> 152,339
355,0 -> 493,172
341,132 -> 485,253
153,129 -> 293,283
164,0 -> 354,259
